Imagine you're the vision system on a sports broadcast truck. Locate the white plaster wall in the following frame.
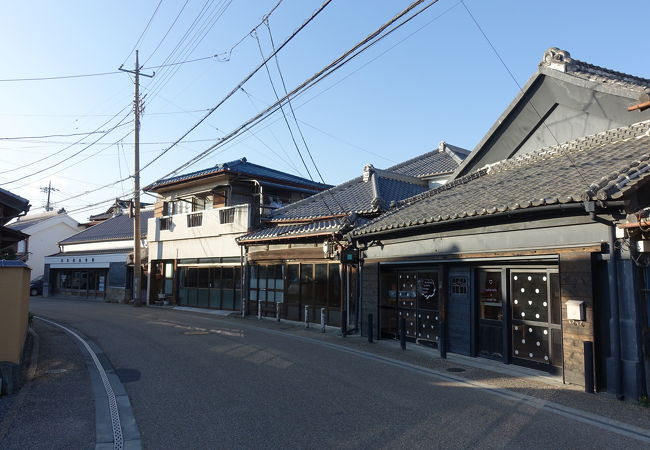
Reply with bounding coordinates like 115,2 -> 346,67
25,220 -> 83,280
149,233 -> 242,260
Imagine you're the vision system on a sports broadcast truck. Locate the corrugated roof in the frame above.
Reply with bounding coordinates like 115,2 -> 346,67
354,121 -> 650,237
144,157 -> 330,192
60,210 -> 154,244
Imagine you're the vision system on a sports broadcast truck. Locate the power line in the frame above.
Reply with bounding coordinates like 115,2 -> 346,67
143,0 -> 190,65
0,123 -> 129,140
1,117 -> 133,186
253,29 -> 313,180
161,0 -> 437,179
139,0 -> 333,175
265,19 -> 324,183
0,71 -> 122,82
39,0 -> 437,212
120,0 -> 165,67
459,0 -> 591,189
0,106 -> 132,175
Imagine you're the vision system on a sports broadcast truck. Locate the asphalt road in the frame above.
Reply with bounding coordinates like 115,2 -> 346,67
30,298 -> 650,449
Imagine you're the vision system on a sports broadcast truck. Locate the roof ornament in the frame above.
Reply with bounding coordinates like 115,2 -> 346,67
541,47 -> 573,73
363,164 -> 374,182
438,141 -> 446,152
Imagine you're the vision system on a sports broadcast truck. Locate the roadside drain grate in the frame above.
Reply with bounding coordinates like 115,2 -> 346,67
446,367 -> 466,373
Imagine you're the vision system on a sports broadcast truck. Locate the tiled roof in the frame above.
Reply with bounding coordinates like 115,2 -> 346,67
144,157 -> 330,192
60,210 -> 154,244
238,219 -> 341,243
545,48 -> 650,94
387,142 -> 468,178
8,211 -> 61,231
267,166 -> 428,222
354,121 -> 650,237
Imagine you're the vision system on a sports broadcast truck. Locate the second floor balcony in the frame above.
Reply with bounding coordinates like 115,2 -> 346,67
148,204 -> 250,242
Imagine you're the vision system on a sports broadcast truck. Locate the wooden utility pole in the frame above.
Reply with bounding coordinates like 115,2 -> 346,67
119,50 -> 154,306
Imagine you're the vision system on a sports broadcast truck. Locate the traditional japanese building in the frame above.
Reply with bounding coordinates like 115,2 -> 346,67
238,143 -> 468,328
351,48 -> 650,400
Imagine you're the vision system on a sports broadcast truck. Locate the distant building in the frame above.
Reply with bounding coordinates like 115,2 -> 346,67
43,208 -> 153,302
7,210 -> 82,280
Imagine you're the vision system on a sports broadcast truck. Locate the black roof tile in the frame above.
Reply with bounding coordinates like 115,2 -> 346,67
354,121 -> 650,237
60,210 -> 154,244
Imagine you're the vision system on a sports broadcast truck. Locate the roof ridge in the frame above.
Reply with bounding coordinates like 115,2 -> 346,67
539,47 -> 650,91
373,167 -> 427,185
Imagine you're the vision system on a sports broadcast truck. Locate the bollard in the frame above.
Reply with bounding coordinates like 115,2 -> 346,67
584,341 -> 595,394
399,316 -> 406,350
367,313 -> 374,343
341,311 -> 347,338
304,305 -> 309,328
320,308 -> 326,333
257,300 -> 261,320
276,302 -> 281,322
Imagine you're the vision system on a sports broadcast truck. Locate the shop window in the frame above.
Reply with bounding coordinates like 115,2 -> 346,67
512,273 -> 548,322
479,271 -> 503,321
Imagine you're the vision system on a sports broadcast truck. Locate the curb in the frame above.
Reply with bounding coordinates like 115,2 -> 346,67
35,317 -> 142,450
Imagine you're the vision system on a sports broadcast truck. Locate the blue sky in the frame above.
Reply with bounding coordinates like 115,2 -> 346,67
1,0 -> 647,222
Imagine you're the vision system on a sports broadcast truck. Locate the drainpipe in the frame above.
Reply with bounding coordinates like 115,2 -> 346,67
588,204 -> 623,400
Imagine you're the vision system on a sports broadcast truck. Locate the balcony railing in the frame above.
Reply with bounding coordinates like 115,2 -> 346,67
149,204 -> 249,242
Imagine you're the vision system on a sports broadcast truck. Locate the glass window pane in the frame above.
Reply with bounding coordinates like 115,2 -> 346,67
234,267 -> 242,289
198,268 -> 210,288
300,264 -> 314,305
258,265 -> 268,289
274,265 -> 284,289
314,264 -> 327,305
479,271 -> 502,320
211,267 -> 222,289
250,265 -> 258,290
222,268 -> 234,289
164,279 -> 173,294
328,264 -> 340,308
511,272 -> 548,323
164,263 -> 174,278
287,264 -> 300,310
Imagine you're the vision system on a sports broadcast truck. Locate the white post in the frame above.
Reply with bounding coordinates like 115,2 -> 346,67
304,305 -> 309,328
320,307 -> 326,333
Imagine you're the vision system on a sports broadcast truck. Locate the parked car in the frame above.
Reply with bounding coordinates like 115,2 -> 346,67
30,276 -> 44,296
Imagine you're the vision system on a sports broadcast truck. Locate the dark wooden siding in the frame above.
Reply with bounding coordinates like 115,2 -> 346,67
447,267 -> 471,356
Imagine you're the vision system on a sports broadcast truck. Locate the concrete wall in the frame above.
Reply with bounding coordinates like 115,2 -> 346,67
0,264 -> 30,364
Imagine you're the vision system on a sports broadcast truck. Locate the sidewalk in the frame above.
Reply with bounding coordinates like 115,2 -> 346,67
0,319 -> 94,450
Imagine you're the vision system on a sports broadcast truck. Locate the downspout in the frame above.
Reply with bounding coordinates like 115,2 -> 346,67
588,202 -> 624,400
251,179 -> 264,227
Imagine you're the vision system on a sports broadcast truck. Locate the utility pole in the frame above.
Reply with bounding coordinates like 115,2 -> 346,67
40,181 -> 59,211
119,50 -> 154,307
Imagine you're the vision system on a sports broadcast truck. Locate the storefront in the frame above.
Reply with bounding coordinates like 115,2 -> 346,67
248,262 -> 343,326
376,262 -> 563,373
50,268 -> 108,298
